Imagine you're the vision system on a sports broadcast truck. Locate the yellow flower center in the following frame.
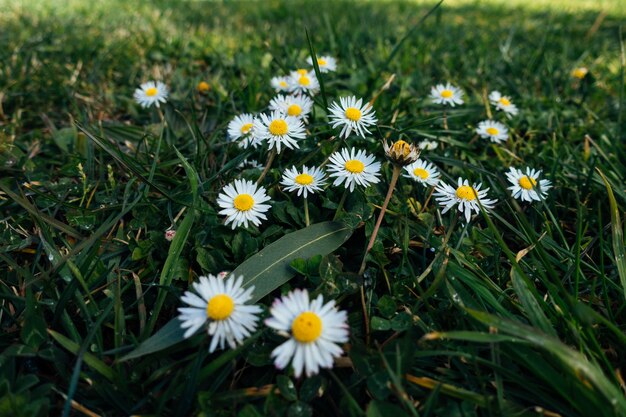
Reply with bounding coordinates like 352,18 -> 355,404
269,119 -> 288,136
573,68 -> 588,79
441,89 -> 453,98
197,81 -> 210,92
206,294 -> 235,320
392,140 -> 411,157
413,168 -> 429,179
456,185 -> 477,201
519,175 -> 537,190
145,87 -> 158,97
291,311 -> 323,343
486,127 -> 499,136
279,80 -> 288,88
317,58 -> 327,66
240,123 -> 253,134
344,107 -> 362,122
287,104 -> 302,116
345,159 -> 365,174
233,194 -> 254,211
295,173 -> 314,185
298,76 -> 310,86
499,97 -> 511,106
297,69 -> 308,76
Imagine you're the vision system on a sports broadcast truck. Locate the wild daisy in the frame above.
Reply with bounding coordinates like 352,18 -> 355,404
488,91 -> 519,117
269,94 -> 314,123
271,76 -> 290,92
134,81 -> 168,108
383,139 -> 420,166
288,70 -> 320,95
265,289 -> 349,378
476,120 -> 509,143
254,110 -> 306,154
506,167 -> 552,202
238,159 -> 263,170
572,67 -> 589,80
430,83 -> 464,107
327,96 -> 377,139
403,159 -> 440,186
306,55 -> 337,73
217,179 -> 271,229
419,140 -> 438,151
327,148 -> 381,192
281,165 -> 326,198
197,81 -> 210,93
178,274 -> 262,353
434,178 -> 498,222
227,113 -> 259,149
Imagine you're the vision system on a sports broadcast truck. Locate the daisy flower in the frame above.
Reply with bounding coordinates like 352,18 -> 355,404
178,274 -> 262,353
265,289 -> 349,378
488,91 -> 519,117
281,165 -> 326,198
238,159 -> 263,170
383,139 -> 420,166
434,178 -> 497,222
403,159 -> 440,186
217,179 -> 271,229
506,167 -> 552,202
430,83 -> 464,107
133,81 -> 168,108
572,67 -> 589,80
418,140 -> 438,151
254,110 -> 306,154
271,76 -> 290,92
327,96 -> 377,139
476,120 -> 509,143
269,94 -> 314,123
227,113 -> 259,149
197,81 -> 210,93
306,55 -> 337,73
288,70 -> 320,95
327,148 -> 381,192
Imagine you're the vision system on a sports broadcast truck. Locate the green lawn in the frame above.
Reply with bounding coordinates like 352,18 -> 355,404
1,1 -> 625,416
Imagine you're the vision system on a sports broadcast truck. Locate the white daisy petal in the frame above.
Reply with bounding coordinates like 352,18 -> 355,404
476,120 -> 509,144
506,166 -> 552,203
253,110 -> 306,154
133,81 -> 169,109
217,179 -> 272,229
403,159 -> 441,187
327,96 -> 377,140
280,165 -> 327,198
306,55 -> 337,73
434,177 -> 497,222
327,148 -> 381,192
429,83 -> 464,107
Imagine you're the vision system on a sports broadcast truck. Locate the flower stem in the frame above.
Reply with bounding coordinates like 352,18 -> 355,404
256,148 -> 277,185
358,164 -> 402,345
442,109 -> 448,131
358,165 -> 402,275
304,197 -> 310,226
333,188 -> 348,220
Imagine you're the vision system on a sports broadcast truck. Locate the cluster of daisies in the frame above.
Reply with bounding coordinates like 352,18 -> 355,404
178,273 -> 348,378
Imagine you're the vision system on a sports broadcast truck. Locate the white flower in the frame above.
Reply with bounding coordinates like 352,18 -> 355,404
403,159 -> 440,186
271,76 -> 291,92
430,83 -> 464,107
306,55 -> 337,73
288,70 -> 320,95
238,159 -> 263,170
269,94 -> 314,123
418,140 -> 438,151
254,110 -> 306,154
506,167 -> 552,202
217,179 -> 271,229
434,178 -> 498,222
488,91 -> 519,117
165,229 -> 176,241
265,289 -> 349,378
281,166 -> 326,198
227,113 -> 259,149
178,274 -> 262,353
327,96 -> 377,139
327,148 -> 381,192
133,81 -> 168,108
476,120 -> 509,143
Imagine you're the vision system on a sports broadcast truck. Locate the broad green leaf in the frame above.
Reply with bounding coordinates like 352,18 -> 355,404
120,221 -> 353,361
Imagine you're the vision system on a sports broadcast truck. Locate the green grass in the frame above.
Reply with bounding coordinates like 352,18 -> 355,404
1,0 -> 626,416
